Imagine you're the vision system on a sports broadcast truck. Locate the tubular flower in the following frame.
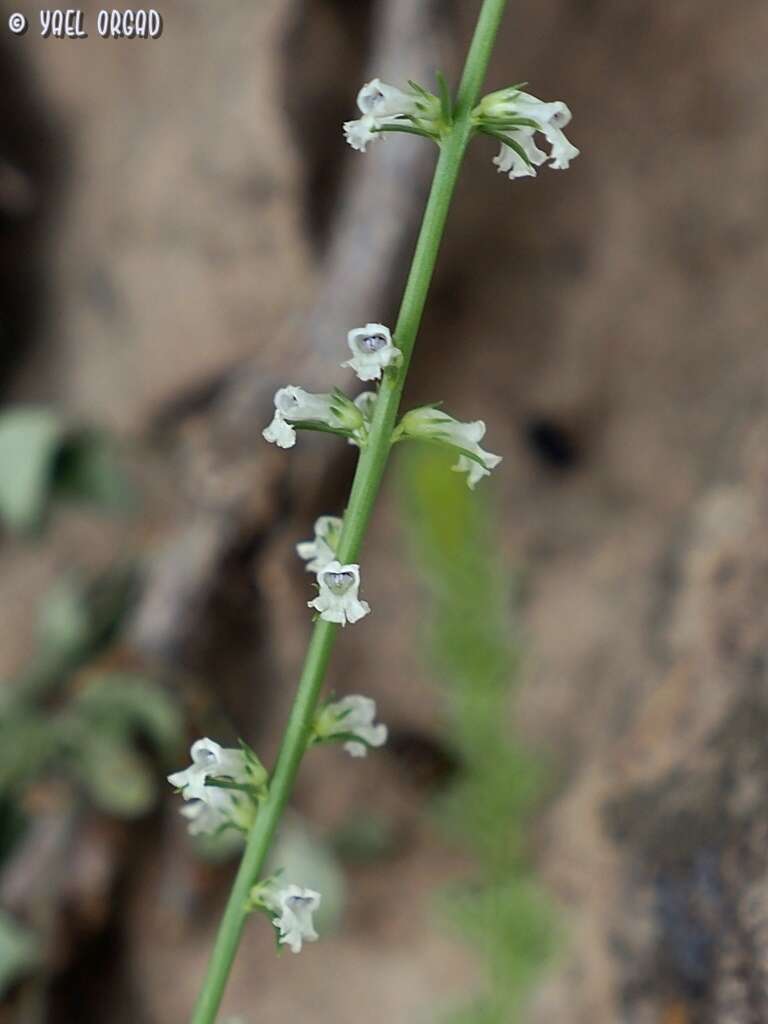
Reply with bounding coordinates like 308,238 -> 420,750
314,694 -> 388,757
262,386 -> 365,449
344,78 -> 441,152
296,515 -> 343,573
266,884 -> 321,954
396,406 -> 502,488
309,560 -> 370,625
168,738 -> 266,835
474,87 -> 579,178
342,323 -> 402,382
168,738 -> 248,802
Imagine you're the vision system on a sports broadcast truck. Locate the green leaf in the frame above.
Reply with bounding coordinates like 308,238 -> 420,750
0,407 -> 63,533
436,70 -> 453,124
373,123 -> 437,140
0,911 -> 39,997
53,429 -> 134,513
73,673 -> 182,756
76,733 -> 156,817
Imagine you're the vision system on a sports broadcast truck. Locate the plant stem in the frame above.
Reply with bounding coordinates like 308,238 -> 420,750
190,2 -> 509,1020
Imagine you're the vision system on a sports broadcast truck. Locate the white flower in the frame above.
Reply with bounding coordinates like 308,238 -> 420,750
266,884 -> 321,954
309,560 -> 370,625
179,787 -> 242,836
342,323 -> 401,382
477,87 -> 579,177
168,738 -> 248,802
397,407 -> 502,488
343,114 -> 384,153
316,694 -> 388,757
492,129 -> 547,178
262,386 -> 364,449
296,515 -> 343,573
357,78 -> 421,118
344,78 -> 440,152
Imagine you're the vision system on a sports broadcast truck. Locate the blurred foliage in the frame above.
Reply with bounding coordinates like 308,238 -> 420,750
0,406 -> 133,536
0,911 -> 39,996
0,567 -> 181,814
0,567 -> 182,996
400,446 -> 556,1023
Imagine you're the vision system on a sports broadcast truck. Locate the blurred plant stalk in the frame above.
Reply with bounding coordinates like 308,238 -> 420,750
190,1 -> 511,1020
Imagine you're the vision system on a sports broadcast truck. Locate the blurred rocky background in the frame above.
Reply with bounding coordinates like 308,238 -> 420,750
1,0 -> 768,1021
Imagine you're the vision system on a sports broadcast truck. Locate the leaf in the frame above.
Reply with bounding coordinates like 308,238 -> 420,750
53,428 -> 134,512
0,911 -> 39,997
373,123 -> 437,140
436,70 -> 453,124
0,407 -> 64,533
0,711 -> 58,794
73,673 -> 182,756
76,733 -> 156,817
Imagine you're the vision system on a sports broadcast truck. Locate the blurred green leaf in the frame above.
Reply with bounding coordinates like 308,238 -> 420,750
53,429 -> 133,512
0,406 -> 133,536
76,733 -> 156,817
73,673 -> 182,756
398,445 -> 556,1022
0,407 -> 62,533
36,576 -> 93,662
0,910 -> 39,997
0,710 -> 58,793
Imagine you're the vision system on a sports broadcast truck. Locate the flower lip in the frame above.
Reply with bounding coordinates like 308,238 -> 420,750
355,332 -> 389,353
323,570 -> 355,595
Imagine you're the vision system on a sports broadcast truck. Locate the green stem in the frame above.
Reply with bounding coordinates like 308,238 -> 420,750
190,2 -> 509,1020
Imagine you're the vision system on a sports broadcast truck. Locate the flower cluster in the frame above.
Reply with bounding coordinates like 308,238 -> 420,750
312,694 -> 388,757
344,78 -> 442,152
167,738 -> 267,836
472,86 -> 579,179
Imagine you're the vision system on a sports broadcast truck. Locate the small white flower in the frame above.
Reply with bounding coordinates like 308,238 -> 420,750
179,787 -> 241,836
309,560 -> 370,625
342,323 -> 401,382
344,78 -> 440,152
262,386 -> 364,449
316,694 -> 388,757
477,87 -> 579,177
296,515 -> 343,573
266,884 -> 321,954
343,114 -> 384,153
397,407 -> 502,488
168,738 -> 248,803
357,79 -> 421,119
492,129 -> 547,178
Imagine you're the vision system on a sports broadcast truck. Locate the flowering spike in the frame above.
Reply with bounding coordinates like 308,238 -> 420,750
342,323 -> 402,382
309,560 -> 370,625
313,694 -> 388,757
